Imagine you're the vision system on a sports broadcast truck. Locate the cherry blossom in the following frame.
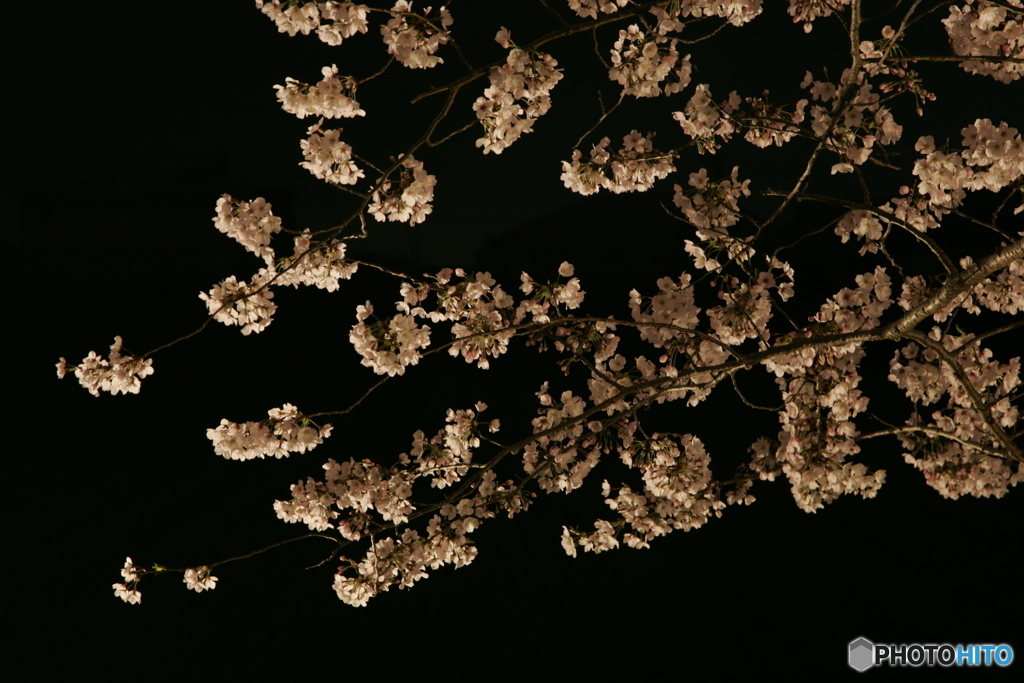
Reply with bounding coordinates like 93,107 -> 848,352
672,166 -> 751,234
474,32 -> 563,154
212,195 -> 282,268
608,24 -> 692,98
56,336 -> 154,397
256,0 -> 321,37
120,557 -> 139,582
943,1 -> 1024,83
561,131 -> 675,195
408,269 -> 520,369
368,154 -> 436,225
889,330 -> 1022,498
200,270 -> 278,336
567,0 -> 628,20
183,567 -> 219,593
208,403 -> 333,460
112,583 -> 142,605
275,230 -> 358,292
562,434 -> 725,556
628,274 -> 701,348
256,1 -> 370,45
112,557 -> 142,604
299,118 -> 364,185
835,210 -> 884,255
381,1 -> 452,69
317,2 -> 371,45
673,84 -> 740,154
674,0 -> 763,27
787,0 -> 851,32
274,65 -> 365,119
349,301 -> 432,376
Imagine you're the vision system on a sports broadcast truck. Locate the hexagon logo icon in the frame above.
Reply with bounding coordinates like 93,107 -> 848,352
849,637 -> 875,672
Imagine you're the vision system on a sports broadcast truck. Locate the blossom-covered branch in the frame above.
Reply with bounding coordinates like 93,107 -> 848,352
55,0 -> 1022,607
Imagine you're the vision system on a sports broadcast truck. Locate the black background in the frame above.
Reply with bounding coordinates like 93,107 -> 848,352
6,2 -> 1020,678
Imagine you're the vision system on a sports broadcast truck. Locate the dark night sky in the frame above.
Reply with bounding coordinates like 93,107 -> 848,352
6,2 -> 1021,678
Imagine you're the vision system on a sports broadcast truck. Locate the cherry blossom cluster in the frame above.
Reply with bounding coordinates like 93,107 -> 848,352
112,557 -> 142,605
406,405 -> 488,488
287,436 -> 491,534
871,121 -> 1024,239
769,344 -> 885,512
112,582 -> 142,604
275,64 -> 365,119
56,336 -> 154,397
272,406 -> 524,605
200,271 -> 277,335
208,403 -> 333,461
473,30 -> 563,155
834,210 -> 885,256
813,267 -> 893,334
750,270 -> 895,511
299,118 -> 364,185
911,137 -> 972,210
525,438 -> 603,496
585,332 -> 710,411
257,0 -> 322,37
562,433 -> 727,555
183,566 -> 219,593
403,269 -> 517,369
959,119 -> 1024,191
889,330 -> 1022,498
896,274 -> 933,315
799,71 -> 903,174
707,274 -> 775,347
608,24 -> 692,98
113,557 -> 219,604
276,405 -> 493,537
674,81 -> 817,155
368,154 -> 435,225
787,0 -> 851,32
517,263 -> 587,323
863,124 -> 1021,241
968,256 -> 1024,316
333,517 -> 480,606
673,0 -> 763,27
675,82 -> 813,153
256,1 -> 370,45
673,84 -> 740,154
385,264 -> 584,372
682,232 -> 775,282
381,1 -> 452,69
672,166 -> 751,234
733,91 -> 808,148
523,383 -> 601,494
349,300 -> 432,376
205,197 -> 361,333
212,195 -> 282,268
318,1 -> 372,45
560,131 -> 675,195
899,426 -> 1024,499
275,230 -> 359,291
874,187 -> 945,235
627,273 -> 700,349
275,457 -> 412,533
566,0 -> 627,20
943,1 -> 1024,83
859,26 -> 939,107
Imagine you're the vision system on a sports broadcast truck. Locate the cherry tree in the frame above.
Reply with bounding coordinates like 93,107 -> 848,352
55,0 -> 1022,608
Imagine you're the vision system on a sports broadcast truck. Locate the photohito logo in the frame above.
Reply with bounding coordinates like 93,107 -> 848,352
848,637 -> 1014,671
